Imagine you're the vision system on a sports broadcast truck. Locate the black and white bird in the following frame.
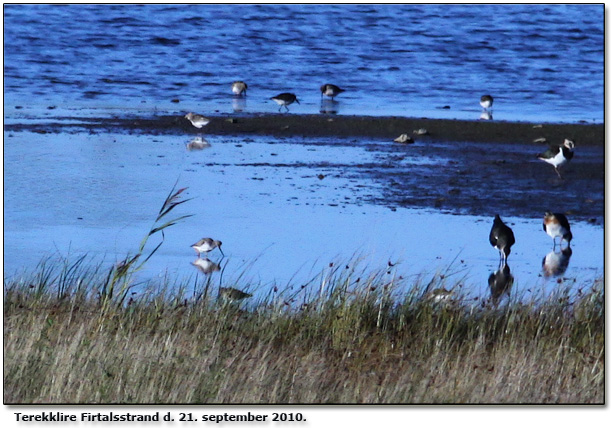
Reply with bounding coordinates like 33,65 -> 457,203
231,81 -> 248,96
489,214 -> 515,262
543,212 -> 573,247
480,94 -> 494,110
537,139 -> 575,179
271,93 -> 300,112
320,83 -> 345,100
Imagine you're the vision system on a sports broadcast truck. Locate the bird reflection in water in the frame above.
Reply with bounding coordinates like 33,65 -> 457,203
191,257 -> 221,275
488,261 -> 514,305
480,111 -> 493,121
320,99 -> 340,115
542,247 -> 573,277
186,137 -> 211,151
232,96 -> 246,113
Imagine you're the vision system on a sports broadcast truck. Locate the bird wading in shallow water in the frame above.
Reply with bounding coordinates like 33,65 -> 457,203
191,237 -> 224,257
489,214 -> 515,262
231,81 -> 248,96
537,139 -> 574,179
320,83 -> 345,100
543,212 -> 572,247
480,94 -> 494,110
184,112 -> 210,129
271,93 -> 300,112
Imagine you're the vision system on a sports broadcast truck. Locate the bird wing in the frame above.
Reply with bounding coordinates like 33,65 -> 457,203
537,145 -> 560,159
489,231 -> 498,247
555,213 -> 571,229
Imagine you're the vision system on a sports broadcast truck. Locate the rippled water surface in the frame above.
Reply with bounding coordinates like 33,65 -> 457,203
3,4 -> 604,304
3,4 -> 604,122
3,131 -> 604,303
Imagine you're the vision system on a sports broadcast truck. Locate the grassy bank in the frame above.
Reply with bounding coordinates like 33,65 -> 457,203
3,258 -> 604,404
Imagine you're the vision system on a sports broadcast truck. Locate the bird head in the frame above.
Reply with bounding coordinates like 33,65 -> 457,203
216,240 -> 225,256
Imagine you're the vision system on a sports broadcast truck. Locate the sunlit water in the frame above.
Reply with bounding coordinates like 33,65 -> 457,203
3,4 -> 603,123
3,4 -> 604,304
3,131 -> 603,304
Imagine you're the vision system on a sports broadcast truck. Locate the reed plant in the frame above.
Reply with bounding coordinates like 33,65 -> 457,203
98,185 -> 192,312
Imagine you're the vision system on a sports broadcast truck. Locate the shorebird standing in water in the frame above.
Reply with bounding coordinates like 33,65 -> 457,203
185,112 -> 210,129
543,212 -> 573,247
320,83 -> 345,100
489,214 -> 515,262
271,93 -> 300,112
191,237 -> 224,257
537,139 -> 575,179
231,81 -> 248,96
480,94 -> 494,110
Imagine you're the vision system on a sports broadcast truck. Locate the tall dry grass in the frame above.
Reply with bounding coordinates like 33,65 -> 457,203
3,261 -> 604,404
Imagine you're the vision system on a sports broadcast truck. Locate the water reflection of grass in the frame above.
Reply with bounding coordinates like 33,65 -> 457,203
4,255 -> 603,404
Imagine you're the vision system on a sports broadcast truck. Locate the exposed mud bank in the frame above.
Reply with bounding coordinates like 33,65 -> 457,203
5,113 -> 604,146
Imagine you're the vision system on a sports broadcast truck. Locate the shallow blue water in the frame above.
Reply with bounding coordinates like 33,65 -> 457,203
3,4 -> 603,123
3,131 -> 604,304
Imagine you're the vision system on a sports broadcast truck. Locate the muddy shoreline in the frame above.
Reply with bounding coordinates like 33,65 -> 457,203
5,113 -> 605,146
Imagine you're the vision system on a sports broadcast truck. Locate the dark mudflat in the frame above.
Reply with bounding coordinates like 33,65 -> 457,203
7,113 -> 603,146
352,138 -> 603,222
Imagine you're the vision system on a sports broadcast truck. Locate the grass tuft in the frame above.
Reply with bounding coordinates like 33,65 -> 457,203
4,260 -> 603,404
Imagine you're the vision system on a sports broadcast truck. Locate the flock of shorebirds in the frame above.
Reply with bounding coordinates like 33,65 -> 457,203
183,82 -> 578,304
185,85 -> 576,179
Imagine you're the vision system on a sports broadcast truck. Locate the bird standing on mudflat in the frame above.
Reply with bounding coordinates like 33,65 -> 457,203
489,214 -> 515,262
320,83 -> 345,100
191,237 -> 224,257
185,112 -> 210,129
271,93 -> 300,112
537,139 -> 574,179
543,212 -> 572,247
